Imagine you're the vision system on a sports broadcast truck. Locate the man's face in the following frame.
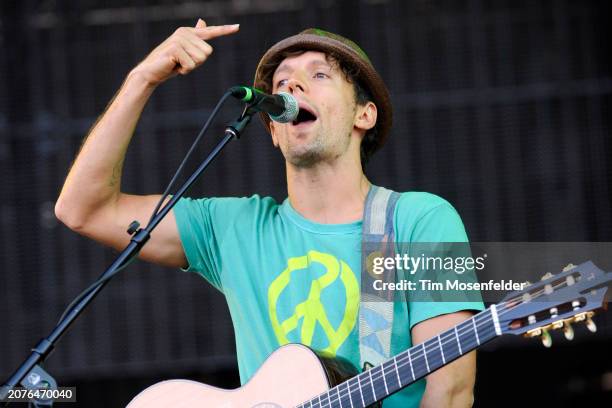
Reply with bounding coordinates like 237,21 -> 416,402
269,51 -> 362,168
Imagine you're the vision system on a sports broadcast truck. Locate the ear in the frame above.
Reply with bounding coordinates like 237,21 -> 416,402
354,101 -> 377,133
269,121 -> 280,148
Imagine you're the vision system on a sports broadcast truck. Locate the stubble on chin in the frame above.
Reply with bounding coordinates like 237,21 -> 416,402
282,131 -> 328,168
286,140 -> 325,168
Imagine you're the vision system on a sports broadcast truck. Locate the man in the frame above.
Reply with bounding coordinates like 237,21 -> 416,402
55,19 -> 480,407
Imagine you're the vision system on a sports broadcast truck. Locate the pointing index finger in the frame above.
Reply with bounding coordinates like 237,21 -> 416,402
195,24 -> 240,40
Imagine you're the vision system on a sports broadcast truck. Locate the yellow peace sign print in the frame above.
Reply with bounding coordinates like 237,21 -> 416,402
267,250 -> 359,356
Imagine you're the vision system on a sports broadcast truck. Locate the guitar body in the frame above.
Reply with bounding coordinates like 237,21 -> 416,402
127,343 -> 378,408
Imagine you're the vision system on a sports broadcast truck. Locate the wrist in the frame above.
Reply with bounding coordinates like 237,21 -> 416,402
126,67 -> 159,92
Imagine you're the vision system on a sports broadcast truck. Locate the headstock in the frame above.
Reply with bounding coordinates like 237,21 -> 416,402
494,261 -> 610,347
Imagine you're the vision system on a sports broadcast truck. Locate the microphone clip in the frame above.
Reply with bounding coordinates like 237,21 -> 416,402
225,104 -> 255,140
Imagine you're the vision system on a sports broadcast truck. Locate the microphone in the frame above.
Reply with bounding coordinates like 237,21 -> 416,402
229,86 -> 299,123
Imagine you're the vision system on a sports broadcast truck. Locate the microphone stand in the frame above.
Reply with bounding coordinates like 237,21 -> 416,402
1,103 -> 256,407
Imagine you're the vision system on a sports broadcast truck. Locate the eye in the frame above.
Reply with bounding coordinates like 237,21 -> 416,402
276,79 -> 288,88
314,72 -> 329,79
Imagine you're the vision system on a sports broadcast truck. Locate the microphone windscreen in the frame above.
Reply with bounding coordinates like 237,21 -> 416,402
270,92 -> 299,123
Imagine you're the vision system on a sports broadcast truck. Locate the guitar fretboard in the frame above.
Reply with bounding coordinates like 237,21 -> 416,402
298,308 -> 499,408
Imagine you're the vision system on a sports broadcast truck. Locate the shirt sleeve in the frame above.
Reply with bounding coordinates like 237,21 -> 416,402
394,193 -> 485,329
173,196 -> 259,292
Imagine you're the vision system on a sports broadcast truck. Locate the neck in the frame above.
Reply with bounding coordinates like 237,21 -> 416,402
286,156 -> 370,224
297,308 -> 500,408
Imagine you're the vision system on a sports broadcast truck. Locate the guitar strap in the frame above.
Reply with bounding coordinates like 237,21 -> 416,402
359,185 -> 402,371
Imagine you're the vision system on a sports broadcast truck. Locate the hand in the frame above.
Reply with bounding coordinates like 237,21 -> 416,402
131,18 -> 239,87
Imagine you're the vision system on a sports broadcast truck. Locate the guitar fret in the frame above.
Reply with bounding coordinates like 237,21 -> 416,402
355,369 -> 375,407
407,348 -> 415,380
345,381 -> 354,408
320,389 -> 330,407
357,373 -> 365,407
490,304 -> 502,336
422,342 -> 430,372
472,317 -> 480,345
438,335 -> 446,364
440,330 -> 459,368
455,326 -> 463,354
461,319 -> 479,351
369,366 -> 376,401
336,384 -> 343,407
394,357 -> 402,388
427,337 -> 445,374
381,362 -> 389,395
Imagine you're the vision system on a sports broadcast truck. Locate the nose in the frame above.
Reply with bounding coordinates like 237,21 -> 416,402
287,77 -> 307,95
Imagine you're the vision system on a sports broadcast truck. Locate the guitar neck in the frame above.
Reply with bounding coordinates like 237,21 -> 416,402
299,307 -> 501,408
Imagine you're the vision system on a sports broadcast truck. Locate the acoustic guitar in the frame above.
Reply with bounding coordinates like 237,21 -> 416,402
127,261 -> 611,407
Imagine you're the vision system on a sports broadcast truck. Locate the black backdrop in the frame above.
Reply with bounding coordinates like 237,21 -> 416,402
1,1 -> 611,407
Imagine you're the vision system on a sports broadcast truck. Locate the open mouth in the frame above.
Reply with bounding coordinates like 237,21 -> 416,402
292,106 -> 317,126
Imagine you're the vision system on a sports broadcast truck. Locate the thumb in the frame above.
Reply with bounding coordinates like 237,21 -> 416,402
195,18 -> 207,29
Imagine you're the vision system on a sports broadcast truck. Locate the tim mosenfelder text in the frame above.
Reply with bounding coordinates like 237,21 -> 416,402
373,279 -> 528,292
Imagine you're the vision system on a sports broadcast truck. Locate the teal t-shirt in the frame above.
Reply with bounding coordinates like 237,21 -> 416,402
173,191 -> 483,407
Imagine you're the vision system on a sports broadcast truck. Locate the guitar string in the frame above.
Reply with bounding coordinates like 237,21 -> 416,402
316,328 -> 497,408
306,278 -> 575,408
304,323 -> 497,408
300,279 -> 573,408
306,277 -> 579,408
298,301 -> 506,408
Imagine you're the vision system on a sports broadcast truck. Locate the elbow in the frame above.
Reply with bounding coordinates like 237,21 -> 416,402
55,187 -> 118,234
422,367 -> 476,408
54,196 -> 88,232
445,372 -> 475,407
448,386 -> 475,408
421,385 -> 474,408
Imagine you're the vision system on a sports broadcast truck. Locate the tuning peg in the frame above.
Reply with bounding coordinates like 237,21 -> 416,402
541,272 -> 554,281
562,263 -> 576,272
540,329 -> 552,348
563,322 -> 574,341
552,320 -> 564,330
586,317 -> 597,333
526,328 -> 541,337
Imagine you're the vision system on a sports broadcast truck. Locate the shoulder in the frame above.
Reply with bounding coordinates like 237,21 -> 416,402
174,195 -> 281,237
391,191 -> 467,242
176,194 -> 279,215
395,191 -> 459,221
173,194 -> 282,250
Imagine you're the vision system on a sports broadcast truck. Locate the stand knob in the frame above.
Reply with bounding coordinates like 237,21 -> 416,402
127,220 -> 140,235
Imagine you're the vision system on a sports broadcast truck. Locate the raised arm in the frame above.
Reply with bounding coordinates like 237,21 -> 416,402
55,19 -> 239,268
